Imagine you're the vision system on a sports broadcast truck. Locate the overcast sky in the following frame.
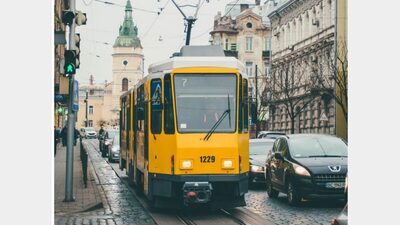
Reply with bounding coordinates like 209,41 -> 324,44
75,0 -> 245,85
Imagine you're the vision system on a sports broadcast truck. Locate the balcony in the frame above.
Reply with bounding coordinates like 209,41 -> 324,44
262,50 -> 271,59
224,50 -> 238,58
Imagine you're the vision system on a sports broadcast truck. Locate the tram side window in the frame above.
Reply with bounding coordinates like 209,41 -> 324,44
151,79 -> 162,134
136,86 -> 145,132
238,75 -> 243,133
121,99 -> 126,130
243,79 -> 249,133
164,74 -> 175,134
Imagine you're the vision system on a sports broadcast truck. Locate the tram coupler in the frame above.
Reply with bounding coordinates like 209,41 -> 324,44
182,182 -> 213,205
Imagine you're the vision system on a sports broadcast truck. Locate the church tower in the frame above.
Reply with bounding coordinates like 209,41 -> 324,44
111,0 -> 143,106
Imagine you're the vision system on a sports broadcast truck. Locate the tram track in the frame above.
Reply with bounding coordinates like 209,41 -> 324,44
84,139 -> 272,225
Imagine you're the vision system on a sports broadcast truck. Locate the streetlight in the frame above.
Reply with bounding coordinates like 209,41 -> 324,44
84,89 -> 89,127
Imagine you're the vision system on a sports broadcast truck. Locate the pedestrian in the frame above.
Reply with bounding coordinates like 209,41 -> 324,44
54,126 -> 59,156
60,125 -> 80,147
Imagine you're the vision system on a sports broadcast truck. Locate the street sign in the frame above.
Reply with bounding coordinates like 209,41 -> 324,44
151,80 -> 162,111
72,80 -> 79,112
320,111 -> 329,122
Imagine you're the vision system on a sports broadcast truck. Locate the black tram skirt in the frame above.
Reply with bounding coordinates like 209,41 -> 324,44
148,173 -> 248,208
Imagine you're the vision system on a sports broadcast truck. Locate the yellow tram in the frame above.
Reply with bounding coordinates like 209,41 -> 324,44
119,46 -> 250,208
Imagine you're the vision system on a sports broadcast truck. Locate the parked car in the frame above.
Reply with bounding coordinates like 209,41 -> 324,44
249,139 -> 275,186
108,133 -> 120,163
257,131 -> 286,139
265,134 -> 348,205
331,203 -> 348,225
104,130 -> 119,153
81,127 -> 97,139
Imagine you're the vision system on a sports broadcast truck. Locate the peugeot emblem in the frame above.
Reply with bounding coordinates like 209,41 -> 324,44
328,165 -> 341,172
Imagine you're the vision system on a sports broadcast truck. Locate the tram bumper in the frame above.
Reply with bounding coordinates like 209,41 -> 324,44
182,182 -> 213,205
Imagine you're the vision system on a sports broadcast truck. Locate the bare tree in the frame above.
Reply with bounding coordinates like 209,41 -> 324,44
270,60 -> 317,134
314,40 -> 348,125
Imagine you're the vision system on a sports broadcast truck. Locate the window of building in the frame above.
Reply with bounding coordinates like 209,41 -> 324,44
264,63 -> 271,77
246,22 -> 252,29
122,78 -> 128,91
231,43 -> 237,51
265,37 -> 271,51
246,62 -> 253,77
88,120 -> 93,127
89,106 -> 94,114
246,37 -> 253,51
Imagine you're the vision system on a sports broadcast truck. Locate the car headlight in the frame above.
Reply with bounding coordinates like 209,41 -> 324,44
250,164 -> 264,172
222,159 -> 233,169
293,163 -> 311,177
180,160 -> 193,169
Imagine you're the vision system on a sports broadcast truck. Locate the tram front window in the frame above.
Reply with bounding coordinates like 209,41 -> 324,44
174,74 -> 237,133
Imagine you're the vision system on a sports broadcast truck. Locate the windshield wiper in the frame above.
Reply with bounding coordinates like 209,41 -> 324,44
203,109 -> 230,141
203,94 -> 231,141
308,155 -> 347,158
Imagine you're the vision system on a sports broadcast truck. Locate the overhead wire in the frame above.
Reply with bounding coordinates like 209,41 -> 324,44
141,0 -> 171,39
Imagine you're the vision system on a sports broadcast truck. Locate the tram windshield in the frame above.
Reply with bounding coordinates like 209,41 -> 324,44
174,74 -> 237,133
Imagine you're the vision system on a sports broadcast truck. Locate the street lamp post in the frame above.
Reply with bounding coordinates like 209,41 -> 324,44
85,90 -> 88,127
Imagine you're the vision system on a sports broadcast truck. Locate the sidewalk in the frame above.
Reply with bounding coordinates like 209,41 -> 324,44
54,141 -> 103,215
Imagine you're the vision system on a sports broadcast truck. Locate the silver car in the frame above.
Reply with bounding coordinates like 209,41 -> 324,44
108,134 -> 120,163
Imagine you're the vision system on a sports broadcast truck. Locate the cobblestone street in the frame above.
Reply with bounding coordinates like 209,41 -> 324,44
245,185 -> 345,225
54,139 -> 156,225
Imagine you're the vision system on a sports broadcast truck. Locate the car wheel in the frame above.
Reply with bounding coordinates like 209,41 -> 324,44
287,180 -> 301,206
266,172 -> 279,198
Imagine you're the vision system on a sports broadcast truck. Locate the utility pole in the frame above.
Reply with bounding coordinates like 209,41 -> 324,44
255,64 -> 259,138
65,0 -> 76,202
85,90 -> 88,127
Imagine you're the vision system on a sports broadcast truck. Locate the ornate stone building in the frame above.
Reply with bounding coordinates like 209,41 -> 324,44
210,1 -> 273,134
267,0 -> 344,135
105,0 -> 144,124
76,0 -> 144,130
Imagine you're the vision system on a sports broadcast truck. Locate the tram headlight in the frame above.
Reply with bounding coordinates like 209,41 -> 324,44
180,160 -> 193,169
222,159 -> 233,169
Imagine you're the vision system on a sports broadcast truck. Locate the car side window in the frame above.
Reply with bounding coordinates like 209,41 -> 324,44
272,139 -> 281,153
281,139 -> 289,157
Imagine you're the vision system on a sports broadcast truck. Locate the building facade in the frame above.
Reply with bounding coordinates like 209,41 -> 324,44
76,0 -> 143,130
210,1 -> 273,135
54,0 -> 68,128
267,0 -> 346,137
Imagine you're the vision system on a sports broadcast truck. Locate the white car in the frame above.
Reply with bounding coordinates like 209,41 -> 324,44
81,127 -> 97,139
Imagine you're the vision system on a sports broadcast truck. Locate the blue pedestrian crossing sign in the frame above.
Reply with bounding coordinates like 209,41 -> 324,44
151,80 -> 162,111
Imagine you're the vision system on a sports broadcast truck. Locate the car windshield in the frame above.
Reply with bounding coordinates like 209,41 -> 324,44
289,136 -> 348,158
86,127 -> 95,131
174,74 -> 237,133
250,141 -> 274,155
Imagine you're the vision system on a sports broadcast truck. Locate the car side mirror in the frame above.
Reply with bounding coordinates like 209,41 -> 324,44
274,152 -> 284,161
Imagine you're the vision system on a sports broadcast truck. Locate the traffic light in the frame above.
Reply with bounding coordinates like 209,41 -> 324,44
62,10 -> 75,26
75,11 -> 87,26
64,50 -> 77,75
74,33 -> 80,69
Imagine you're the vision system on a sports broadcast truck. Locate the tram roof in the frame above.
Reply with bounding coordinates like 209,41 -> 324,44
147,56 -> 248,78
